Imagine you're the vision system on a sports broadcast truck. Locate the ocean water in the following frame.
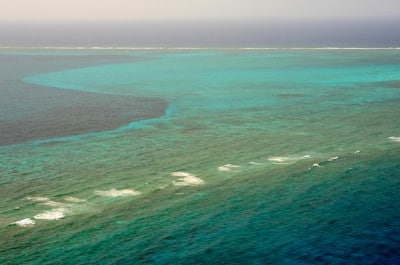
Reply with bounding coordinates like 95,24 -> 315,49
1,48 -> 400,264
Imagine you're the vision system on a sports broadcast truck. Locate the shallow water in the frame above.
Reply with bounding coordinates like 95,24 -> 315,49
0,52 -> 167,145
1,49 -> 400,264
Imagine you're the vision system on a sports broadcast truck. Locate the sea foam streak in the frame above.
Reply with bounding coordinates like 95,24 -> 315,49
15,195 -> 90,225
171,172 -> 205,186
25,196 -> 51,202
64,196 -> 86,203
268,155 -> 311,164
26,196 -> 69,207
34,208 -> 67,220
389,136 -> 400,142
328,156 -> 339,162
40,200 -> 68,207
249,162 -> 264,165
12,218 -> 35,227
217,164 -> 241,172
94,189 -> 142,197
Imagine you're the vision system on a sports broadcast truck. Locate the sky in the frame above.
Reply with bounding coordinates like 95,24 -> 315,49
1,0 -> 400,21
1,0 -> 399,47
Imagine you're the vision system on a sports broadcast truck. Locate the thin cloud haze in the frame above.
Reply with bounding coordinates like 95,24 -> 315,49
1,0 -> 399,47
1,20 -> 399,47
1,0 -> 400,21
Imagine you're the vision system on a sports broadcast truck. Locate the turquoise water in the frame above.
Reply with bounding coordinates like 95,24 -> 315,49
1,49 -> 400,264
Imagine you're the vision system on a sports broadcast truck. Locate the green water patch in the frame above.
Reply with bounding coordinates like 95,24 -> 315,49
2,50 -> 400,263
1,146 -> 399,264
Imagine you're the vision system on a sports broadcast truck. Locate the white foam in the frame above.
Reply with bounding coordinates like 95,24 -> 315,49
171,172 -> 205,186
249,162 -> 264,165
217,164 -> 241,172
328,156 -> 339,162
64,196 -> 86,203
25,196 -> 50,202
94,188 -> 142,197
217,166 -> 231,172
34,208 -> 67,220
308,163 -> 320,170
268,155 -> 311,164
354,150 -> 361,154
268,156 -> 290,164
12,218 -> 35,227
173,176 -> 204,186
171,172 -> 193,177
389,136 -> 400,142
26,196 -> 71,207
40,200 -> 67,207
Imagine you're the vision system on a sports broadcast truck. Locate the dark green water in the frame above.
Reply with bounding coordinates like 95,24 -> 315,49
1,49 -> 400,264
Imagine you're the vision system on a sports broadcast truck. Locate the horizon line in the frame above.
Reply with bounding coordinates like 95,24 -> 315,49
1,46 -> 400,51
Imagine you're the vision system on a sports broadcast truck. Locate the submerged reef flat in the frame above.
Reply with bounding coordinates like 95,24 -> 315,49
1,49 -> 400,264
0,89 -> 167,146
0,53 -> 167,146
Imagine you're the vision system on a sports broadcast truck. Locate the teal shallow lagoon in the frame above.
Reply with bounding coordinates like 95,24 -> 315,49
1,49 -> 400,264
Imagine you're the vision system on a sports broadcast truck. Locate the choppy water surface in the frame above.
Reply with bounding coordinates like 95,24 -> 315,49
1,49 -> 400,264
